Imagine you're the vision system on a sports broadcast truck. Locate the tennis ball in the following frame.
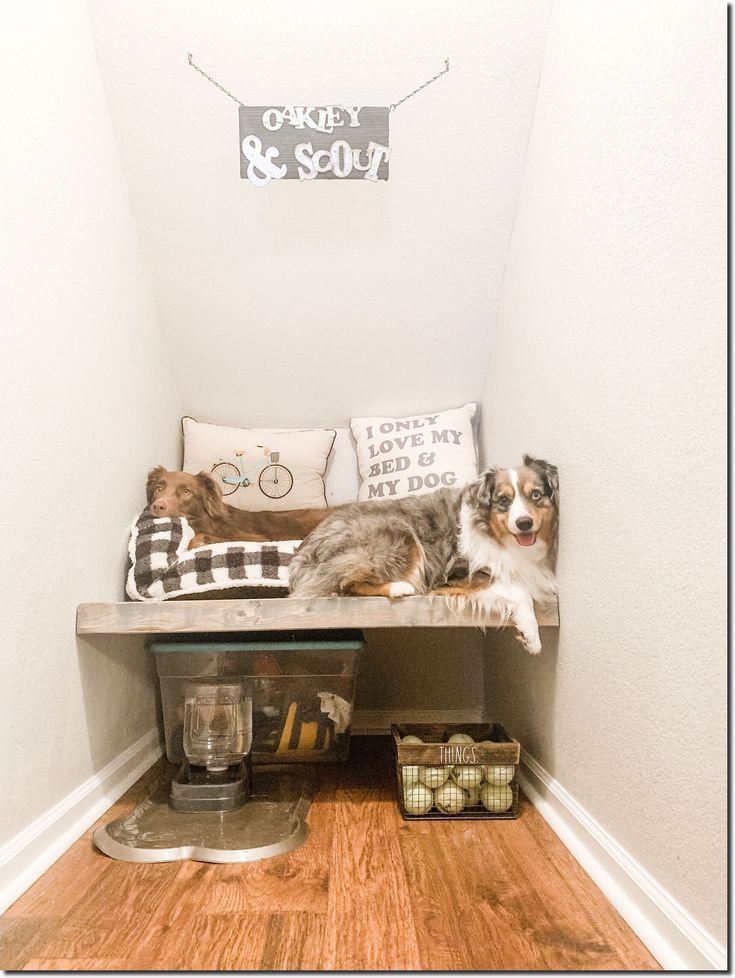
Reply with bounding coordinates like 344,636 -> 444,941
483,764 -> 516,784
447,733 -> 475,744
465,784 -> 481,806
434,781 -> 466,814
452,765 -> 484,791
480,782 -> 514,813
401,734 -> 424,744
401,764 -> 424,787
403,783 -> 434,815
421,765 -> 450,789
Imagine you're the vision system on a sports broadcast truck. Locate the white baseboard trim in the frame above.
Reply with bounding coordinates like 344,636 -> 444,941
519,750 -> 727,971
352,708 -> 488,735
0,727 -> 163,915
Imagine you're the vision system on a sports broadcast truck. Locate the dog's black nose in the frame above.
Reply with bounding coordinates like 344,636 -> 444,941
516,516 -> 534,532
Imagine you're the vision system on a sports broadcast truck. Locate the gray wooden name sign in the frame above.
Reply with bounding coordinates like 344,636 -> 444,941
239,105 -> 390,187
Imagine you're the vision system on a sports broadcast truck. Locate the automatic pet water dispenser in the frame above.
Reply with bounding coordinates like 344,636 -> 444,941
93,632 -> 362,864
170,681 -> 252,813
93,677 -> 312,865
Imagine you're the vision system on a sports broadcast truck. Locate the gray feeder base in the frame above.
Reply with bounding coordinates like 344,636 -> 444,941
93,767 -> 312,864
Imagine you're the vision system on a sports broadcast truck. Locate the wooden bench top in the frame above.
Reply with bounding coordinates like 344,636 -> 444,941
76,595 -> 560,635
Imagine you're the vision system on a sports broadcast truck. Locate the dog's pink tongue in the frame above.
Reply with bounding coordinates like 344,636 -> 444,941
516,532 -> 537,547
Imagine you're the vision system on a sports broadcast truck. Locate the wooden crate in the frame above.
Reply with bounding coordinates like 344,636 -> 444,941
391,722 -> 520,820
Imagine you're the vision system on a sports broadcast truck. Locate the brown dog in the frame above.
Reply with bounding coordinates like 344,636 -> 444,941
146,466 -> 331,548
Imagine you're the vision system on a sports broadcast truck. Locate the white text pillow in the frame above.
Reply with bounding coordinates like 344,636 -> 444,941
182,417 -> 335,511
350,403 -> 478,502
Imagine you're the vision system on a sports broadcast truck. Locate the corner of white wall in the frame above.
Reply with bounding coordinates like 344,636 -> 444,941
0,0 -> 182,911
478,0 -> 727,962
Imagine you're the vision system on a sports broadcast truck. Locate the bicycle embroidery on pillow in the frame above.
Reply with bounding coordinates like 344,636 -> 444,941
211,446 -> 293,500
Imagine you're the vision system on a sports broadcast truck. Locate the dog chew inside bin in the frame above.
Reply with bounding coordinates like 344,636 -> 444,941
391,723 -> 520,820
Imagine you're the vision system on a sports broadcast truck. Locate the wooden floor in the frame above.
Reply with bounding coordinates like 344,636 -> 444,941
1,738 -> 659,972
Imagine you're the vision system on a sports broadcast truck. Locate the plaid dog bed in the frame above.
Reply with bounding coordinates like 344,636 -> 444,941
126,513 -> 300,601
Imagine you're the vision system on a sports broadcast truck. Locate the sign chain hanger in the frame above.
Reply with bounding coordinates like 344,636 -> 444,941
186,53 -> 450,113
187,53 -> 245,107
388,58 -> 450,112
186,54 -> 450,186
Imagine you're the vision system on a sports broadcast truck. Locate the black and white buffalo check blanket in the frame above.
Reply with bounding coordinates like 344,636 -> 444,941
126,513 -> 299,601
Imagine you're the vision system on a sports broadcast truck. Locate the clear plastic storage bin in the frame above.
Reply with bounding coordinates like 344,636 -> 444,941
152,630 -> 363,764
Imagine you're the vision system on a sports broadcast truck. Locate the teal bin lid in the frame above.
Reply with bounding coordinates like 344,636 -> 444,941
150,640 -> 363,653
150,628 -> 364,654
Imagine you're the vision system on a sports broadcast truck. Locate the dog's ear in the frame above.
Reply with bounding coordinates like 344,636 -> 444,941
196,471 -> 227,517
146,465 -> 166,503
465,468 -> 497,508
523,455 -> 559,507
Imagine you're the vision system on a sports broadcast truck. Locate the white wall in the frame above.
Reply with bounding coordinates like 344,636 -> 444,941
87,0 -> 551,427
480,0 -> 726,954
0,0 -> 180,850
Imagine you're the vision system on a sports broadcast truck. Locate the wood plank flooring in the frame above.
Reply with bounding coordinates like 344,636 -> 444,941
0,738 -> 659,971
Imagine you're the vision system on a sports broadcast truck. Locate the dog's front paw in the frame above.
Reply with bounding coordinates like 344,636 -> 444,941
388,581 -> 416,598
516,629 -> 542,655
526,634 -> 542,655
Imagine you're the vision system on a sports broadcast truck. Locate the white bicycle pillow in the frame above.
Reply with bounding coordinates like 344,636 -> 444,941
182,417 -> 336,512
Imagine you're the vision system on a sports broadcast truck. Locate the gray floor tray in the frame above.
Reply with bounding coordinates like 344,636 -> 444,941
93,767 -> 312,864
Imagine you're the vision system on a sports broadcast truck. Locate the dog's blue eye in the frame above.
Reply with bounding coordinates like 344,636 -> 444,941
531,490 -> 543,501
